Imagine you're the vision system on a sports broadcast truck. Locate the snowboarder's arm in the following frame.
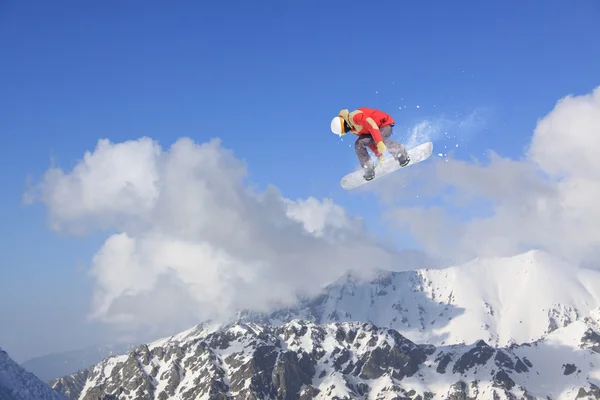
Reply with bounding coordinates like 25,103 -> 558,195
365,117 -> 387,154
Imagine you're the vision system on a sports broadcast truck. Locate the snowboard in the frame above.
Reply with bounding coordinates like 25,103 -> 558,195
340,141 -> 433,190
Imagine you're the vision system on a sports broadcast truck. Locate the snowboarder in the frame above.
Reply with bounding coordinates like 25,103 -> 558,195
330,107 -> 410,181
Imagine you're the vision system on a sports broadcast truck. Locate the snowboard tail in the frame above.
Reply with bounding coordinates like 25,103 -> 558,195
340,141 -> 433,190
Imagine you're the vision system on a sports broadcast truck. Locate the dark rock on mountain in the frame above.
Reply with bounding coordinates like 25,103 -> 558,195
50,318 -> 600,399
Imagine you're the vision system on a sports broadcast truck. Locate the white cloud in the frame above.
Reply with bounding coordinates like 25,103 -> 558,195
378,86 -> 600,267
27,136 -> 407,335
26,137 -> 161,234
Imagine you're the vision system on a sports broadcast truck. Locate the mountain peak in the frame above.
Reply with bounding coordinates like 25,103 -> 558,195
236,250 -> 600,349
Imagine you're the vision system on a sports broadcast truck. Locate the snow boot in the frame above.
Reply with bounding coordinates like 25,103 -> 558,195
362,159 -> 376,181
396,154 -> 410,167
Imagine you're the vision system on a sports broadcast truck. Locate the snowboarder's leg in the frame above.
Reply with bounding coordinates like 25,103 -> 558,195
380,125 -> 410,167
354,135 -> 376,180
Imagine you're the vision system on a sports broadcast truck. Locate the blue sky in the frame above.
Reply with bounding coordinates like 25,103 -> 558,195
1,0 -> 599,362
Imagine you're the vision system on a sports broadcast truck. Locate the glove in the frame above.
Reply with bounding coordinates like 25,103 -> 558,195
378,154 -> 386,164
376,141 -> 387,154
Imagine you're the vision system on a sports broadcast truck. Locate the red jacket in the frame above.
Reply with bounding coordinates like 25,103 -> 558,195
341,107 -> 395,156
349,107 -> 395,144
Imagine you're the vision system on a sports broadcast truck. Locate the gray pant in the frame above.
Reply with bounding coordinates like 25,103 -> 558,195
354,125 -> 408,167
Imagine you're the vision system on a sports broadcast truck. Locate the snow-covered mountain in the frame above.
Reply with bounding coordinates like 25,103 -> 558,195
238,250 -> 600,348
50,316 -> 600,400
0,346 -> 68,400
48,249 -> 600,399
20,343 -> 138,382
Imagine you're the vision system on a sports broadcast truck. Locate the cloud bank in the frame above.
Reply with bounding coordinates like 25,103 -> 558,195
379,85 -> 600,267
26,137 -> 412,334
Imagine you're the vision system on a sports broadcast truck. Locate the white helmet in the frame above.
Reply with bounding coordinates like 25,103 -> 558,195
330,116 -> 345,137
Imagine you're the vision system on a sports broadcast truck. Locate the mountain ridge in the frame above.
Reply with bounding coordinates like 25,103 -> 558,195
0,346 -> 68,400
49,315 -> 600,399
47,249 -> 600,399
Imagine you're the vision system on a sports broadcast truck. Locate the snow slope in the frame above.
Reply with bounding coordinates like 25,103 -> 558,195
0,347 -> 68,400
241,250 -> 600,348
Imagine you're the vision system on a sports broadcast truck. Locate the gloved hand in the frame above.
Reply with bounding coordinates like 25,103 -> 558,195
378,154 -> 385,164
376,141 -> 387,154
